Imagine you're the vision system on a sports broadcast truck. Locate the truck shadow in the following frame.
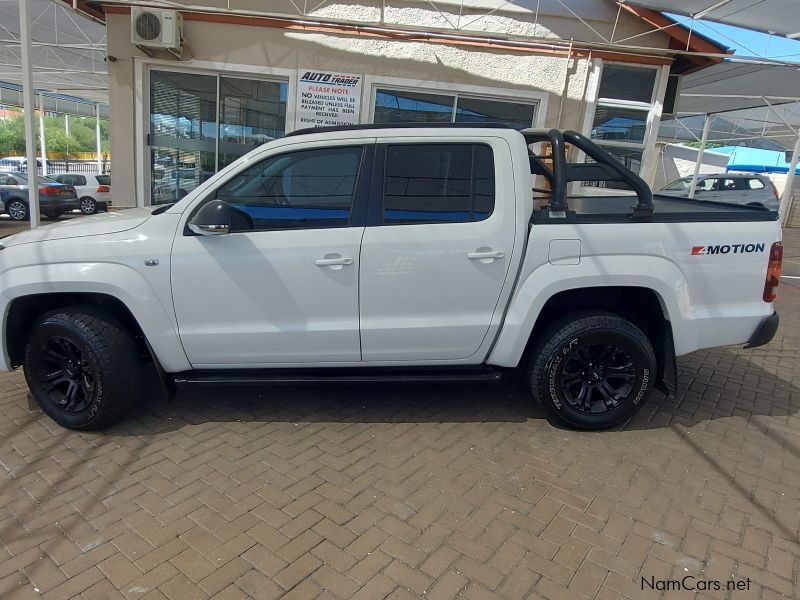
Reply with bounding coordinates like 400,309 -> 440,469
123,344 -> 800,436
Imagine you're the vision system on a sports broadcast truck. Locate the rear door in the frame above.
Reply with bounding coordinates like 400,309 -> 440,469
359,137 -> 517,362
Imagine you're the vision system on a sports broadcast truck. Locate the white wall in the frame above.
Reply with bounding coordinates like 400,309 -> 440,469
106,3 -> 673,207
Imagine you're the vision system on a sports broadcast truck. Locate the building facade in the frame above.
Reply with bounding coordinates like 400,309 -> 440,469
103,1 -> 723,207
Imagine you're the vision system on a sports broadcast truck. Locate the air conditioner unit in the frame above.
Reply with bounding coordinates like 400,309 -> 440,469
131,8 -> 183,57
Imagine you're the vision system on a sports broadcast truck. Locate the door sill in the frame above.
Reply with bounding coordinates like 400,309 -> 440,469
173,365 -> 504,386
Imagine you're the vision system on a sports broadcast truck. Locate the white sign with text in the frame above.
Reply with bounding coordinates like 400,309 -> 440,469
296,70 -> 362,128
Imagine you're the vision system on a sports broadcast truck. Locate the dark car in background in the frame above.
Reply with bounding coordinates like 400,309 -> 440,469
0,172 -> 80,221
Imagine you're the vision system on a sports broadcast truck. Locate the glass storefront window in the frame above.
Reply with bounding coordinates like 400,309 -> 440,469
454,97 -> 536,130
597,64 -> 656,104
374,88 -> 537,130
149,69 -> 288,204
374,89 -> 455,123
591,106 -> 648,144
218,77 -> 287,169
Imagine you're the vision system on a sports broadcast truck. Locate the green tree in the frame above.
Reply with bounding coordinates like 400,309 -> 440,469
0,110 -> 110,156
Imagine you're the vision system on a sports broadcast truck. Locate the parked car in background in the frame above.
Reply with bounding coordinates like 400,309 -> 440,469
0,171 -> 80,221
50,173 -> 112,215
0,157 -> 54,173
658,172 -> 780,210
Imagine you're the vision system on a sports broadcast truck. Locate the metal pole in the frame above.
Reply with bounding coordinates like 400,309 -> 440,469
95,103 -> 102,174
19,0 -> 39,228
38,92 -> 47,176
688,114 -> 711,200
779,135 -> 800,226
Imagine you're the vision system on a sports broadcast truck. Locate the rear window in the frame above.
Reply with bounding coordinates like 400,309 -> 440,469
96,175 -> 111,186
382,143 -> 494,224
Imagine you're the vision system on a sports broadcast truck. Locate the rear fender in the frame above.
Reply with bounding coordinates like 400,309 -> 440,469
488,255 -> 690,367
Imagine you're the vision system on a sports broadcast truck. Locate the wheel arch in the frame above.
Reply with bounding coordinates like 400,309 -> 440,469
1,264 -> 191,373
517,286 -> 677,397
6,292 -> 148,367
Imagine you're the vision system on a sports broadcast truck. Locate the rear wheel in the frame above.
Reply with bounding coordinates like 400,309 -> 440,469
24,308 -> 141,430
529,312 -> 657,430
6,199 -> 28,221
80,197 -> 98,215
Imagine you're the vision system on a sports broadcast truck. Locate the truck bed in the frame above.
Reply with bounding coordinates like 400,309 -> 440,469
560,193 -> 779,223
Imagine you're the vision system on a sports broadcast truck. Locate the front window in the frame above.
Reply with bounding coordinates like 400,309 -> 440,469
214,146 -> 365,232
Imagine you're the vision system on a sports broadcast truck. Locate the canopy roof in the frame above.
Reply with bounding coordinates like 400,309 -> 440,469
0,0 -> 107,104
629,0 -> 800,38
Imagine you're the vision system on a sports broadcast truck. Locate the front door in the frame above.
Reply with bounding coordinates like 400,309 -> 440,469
171,143 -> 370,367
359,139 -> 516,362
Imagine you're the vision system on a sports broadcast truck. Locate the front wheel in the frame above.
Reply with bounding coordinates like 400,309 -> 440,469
80,197 -> 98,215
529,312 -> 657,430
6,199 -> 28,221
24,308 -> 141,430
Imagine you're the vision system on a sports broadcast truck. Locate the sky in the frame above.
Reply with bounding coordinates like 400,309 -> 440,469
665,13 -> 800,63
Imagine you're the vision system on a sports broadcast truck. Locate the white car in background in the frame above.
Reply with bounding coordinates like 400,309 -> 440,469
658,172 -> 780,210
49,173 -> 112,215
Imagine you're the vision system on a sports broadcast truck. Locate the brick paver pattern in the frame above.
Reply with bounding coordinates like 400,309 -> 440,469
1,230 -> 800,600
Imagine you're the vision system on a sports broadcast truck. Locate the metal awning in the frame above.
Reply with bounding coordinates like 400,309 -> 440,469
0,0 -> 107,103
628,0 -> 800,38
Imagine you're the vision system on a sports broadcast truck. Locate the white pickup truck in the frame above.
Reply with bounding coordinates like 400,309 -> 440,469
0,125 -> 782,431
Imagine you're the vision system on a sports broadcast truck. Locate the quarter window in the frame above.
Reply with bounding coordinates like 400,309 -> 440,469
383,144 -> 494,224
214,146 -> 364,232
748,178 -> 766,190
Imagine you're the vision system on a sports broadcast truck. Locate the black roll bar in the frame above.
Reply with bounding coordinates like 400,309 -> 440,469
522,128 -> 654,219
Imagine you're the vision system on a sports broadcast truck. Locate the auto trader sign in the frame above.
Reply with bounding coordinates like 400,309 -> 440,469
296,70 -> 362,128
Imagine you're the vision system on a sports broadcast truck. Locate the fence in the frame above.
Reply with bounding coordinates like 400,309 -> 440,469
0,157 -> 110,175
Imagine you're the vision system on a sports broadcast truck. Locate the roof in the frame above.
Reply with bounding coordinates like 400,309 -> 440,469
628,1 -> 799,38
286,122 -> 516,137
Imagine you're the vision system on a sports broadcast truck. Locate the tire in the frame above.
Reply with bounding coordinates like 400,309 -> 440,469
529,312 -> 657,430
6,199 -> 28,221
24,307 -> 141,430
44,211 -> 63,221
80,197 -> 98,215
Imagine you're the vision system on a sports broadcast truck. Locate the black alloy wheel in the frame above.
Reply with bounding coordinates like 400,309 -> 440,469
529,312 -> 657,429
32,335 -> 97,413
558,343 -> 636,415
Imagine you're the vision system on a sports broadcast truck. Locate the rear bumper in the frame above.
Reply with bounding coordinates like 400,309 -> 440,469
744,311 -> 779,349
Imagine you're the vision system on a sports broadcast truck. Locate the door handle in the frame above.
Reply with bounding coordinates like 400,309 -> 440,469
315,257 -> 353,266
467,250 -> 504,260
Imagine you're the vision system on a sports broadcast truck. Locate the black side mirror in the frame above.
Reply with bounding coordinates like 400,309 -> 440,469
188,200 -> 231,235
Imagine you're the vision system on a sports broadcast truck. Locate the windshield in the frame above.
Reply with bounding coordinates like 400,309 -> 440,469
662,177 -> 691,191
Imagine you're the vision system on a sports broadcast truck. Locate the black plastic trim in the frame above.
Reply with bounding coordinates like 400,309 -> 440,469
744,311 -> 779,349
173,365 -> 505,386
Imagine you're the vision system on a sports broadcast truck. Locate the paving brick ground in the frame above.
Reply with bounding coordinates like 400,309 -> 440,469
1,230 -> 800,599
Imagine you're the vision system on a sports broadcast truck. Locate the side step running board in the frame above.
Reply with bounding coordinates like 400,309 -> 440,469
174,368 -> 504,386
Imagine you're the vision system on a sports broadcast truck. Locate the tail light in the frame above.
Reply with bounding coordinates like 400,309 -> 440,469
40,186 -> 61,195
763,241 -> 783,302
97,185 -> 111,193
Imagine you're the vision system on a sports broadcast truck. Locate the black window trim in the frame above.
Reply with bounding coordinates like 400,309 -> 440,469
184,142 -> 374,236
368,141 -> 496,227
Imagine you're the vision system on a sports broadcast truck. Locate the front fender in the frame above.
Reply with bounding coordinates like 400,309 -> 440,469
0,262 -> 191,372
488,255 -> 691,367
